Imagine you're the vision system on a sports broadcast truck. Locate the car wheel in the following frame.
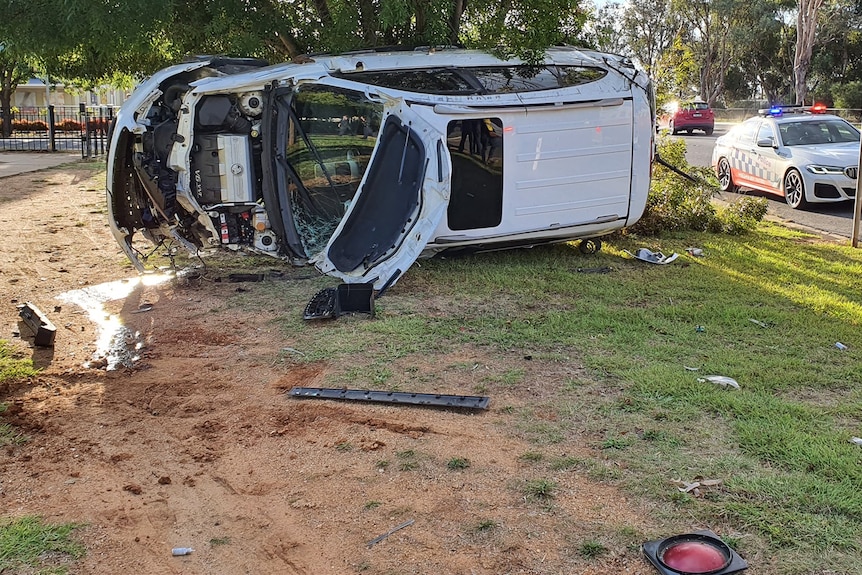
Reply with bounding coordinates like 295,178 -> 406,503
579,238 -> 602,254
669,120 -> 677,135
705,127 -> 714,136
716,157 -> 738,192
783,168 -> 807,209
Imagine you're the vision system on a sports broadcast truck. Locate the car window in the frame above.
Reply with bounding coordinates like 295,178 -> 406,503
333,65 -> 608,95
694,102 -> 710,111
736,119 -> 760,145
285,85 -> 384,255
756,123 -> 774,142
779,118 -> 859,146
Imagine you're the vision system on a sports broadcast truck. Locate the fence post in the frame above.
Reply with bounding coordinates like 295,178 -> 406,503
79,103 -> 88,159
48,105 -> 57,152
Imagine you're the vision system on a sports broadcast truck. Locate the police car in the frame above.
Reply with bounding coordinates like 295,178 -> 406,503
711,105 -> 860,209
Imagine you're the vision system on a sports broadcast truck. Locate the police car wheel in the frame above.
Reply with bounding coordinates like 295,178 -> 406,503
717,158 -> 737,192
783,169 -> 807,209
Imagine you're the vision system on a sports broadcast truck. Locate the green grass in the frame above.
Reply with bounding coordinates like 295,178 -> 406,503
0,515 -> 85,573
256,222 -> 862,573
0,340 -> 39,382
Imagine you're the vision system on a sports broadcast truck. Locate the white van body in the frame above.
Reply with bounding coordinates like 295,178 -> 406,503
107,47 -> 654,290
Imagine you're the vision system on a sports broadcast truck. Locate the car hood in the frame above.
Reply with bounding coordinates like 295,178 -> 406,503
789,141 -> 860,164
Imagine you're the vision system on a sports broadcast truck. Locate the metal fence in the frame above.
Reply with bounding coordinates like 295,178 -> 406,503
0,104 -> 115,157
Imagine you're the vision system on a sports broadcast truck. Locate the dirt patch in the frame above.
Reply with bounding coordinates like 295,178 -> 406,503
1,163 -> 657,574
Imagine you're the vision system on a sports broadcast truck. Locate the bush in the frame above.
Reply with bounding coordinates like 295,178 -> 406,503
832,81 -> 862,111
55,120 -> 83,132
628,137 -> 767,236
11,120 -> 48,132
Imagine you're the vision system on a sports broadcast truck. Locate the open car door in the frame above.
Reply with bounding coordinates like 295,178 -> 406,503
312,101 -> 451,291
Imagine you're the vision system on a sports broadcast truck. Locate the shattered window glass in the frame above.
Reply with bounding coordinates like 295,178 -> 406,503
333,66 -> 607,95
284,85 -> 383,256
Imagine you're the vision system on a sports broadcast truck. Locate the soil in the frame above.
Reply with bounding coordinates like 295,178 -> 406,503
1,162 -> 656,574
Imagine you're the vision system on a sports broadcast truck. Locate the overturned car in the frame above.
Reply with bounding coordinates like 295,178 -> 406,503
107,46 -> 655,291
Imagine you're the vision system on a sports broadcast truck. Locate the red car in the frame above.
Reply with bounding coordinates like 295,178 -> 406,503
669,101 -> 714,135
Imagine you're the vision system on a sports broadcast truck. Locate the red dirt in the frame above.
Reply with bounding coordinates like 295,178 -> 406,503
1,163 -> 655,574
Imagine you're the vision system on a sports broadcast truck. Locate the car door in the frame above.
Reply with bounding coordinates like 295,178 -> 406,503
312,99 -> 451,291
751,121 -> 783,192
728,119 -> 767,191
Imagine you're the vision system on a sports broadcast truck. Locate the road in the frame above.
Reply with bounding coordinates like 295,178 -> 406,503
669,123 -> 858,240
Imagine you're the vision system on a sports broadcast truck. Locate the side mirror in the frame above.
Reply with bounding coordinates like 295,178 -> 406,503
756,137 -> 776,148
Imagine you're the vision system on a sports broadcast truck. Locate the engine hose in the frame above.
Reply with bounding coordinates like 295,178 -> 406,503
654,152 -> 718,190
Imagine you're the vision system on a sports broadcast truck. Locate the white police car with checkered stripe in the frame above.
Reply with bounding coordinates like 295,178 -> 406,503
711,105 -> 860,209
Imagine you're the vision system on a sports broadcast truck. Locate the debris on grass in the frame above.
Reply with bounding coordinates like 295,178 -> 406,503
697,375 -> 740,390
671,477 -> 723,497
366,519 -> 414,548
624,248 -> 679,265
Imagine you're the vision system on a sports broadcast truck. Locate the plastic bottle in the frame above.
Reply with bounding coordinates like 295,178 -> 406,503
172,547 -> 194,556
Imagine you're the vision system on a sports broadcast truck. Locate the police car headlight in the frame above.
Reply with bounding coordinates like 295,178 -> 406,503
805,164 -> 844,175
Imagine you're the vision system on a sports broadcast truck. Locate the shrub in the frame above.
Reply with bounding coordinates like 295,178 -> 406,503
11,120 -> 48,132
629,137 -> 766,236
55,120 -> 83,132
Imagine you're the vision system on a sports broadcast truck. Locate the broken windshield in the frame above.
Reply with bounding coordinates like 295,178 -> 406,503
272,85 -> 384,257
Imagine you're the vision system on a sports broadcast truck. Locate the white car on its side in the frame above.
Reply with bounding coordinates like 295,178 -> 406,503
711,106 -> 859,209
106,46 -> 655,292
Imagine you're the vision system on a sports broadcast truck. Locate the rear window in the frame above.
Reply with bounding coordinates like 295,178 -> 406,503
332,66 -> 608,95
679,102 -> 710,113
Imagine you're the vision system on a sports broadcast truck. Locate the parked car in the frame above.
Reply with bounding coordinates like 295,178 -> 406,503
107,47 -> 655,290
668,101 -> 714,135
711,106 -> 860,208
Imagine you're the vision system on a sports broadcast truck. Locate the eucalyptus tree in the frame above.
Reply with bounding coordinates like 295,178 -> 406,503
793,0 -> 826,104
728,0 -> 795,104
807,0 -> 862,105
670,0 -> 750,106
619,0 -> 679,77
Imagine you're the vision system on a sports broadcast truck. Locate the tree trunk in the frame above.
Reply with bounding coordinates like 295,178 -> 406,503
1,67 -> 16,139
794,0 -> 824,105
449,0 -> 467,45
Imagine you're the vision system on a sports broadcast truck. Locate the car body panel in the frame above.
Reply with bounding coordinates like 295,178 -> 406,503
106,47 -> 655,287
711,112 -> 860,206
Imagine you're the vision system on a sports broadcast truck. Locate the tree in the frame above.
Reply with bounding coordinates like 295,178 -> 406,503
670,0 -> 745,106
793,0 -> 825,104
0,46 -> 32,137
620,0 -> 679,77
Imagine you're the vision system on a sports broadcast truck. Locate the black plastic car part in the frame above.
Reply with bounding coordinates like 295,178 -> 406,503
289,387 -> 490,410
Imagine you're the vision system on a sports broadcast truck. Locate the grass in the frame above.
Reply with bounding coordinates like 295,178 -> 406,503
257,221 -> 862,574
0,516 -> 85,574
0,340 -> 39,382
523,478 -> 557,501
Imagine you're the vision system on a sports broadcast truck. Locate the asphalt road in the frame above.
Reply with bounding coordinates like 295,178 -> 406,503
668,124 -> 859,240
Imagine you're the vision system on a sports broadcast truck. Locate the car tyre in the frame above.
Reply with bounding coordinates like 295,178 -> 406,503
783,168 -> 807,209
669,120 -> 677,135
705,127 -> 714,136
716,157 -> 738,193
579,238 -> 602,254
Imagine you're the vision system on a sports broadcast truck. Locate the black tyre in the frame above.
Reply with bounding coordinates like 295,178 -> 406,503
705,127 -> 714,136
716,157 -> 737,192
579,238 -> 602,254
783,168 -> 807,209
